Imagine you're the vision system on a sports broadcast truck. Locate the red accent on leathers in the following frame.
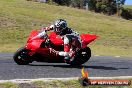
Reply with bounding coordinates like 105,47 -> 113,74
64,44 -> 71,52
69,50 -> 75,58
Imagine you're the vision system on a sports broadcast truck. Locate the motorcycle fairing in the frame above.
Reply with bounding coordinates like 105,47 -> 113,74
49,32 -> 63,45
25,30 -> 45,51
25,30 -> 97,54
80,34 -> 97,48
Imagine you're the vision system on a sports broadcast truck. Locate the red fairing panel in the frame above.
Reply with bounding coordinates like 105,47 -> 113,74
27,30 -> 38,42
80,34 -> 97,48
25,40 -> 44,50
25,30 -> 45,50
49,32 -> 63,45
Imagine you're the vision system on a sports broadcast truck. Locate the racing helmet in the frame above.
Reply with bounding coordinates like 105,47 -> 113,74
53,19 -> 67,35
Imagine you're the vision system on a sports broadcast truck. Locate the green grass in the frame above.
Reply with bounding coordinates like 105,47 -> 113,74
0,0 -> 132,57
16,79 -> 132,88
33,80 -> 82,88
0,82 -> 18,88
0,79 -> 131,88
32,80 -> 132,88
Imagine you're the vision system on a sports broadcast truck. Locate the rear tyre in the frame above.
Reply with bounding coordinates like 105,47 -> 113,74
69,47 -> 91,66
13,47 -> 31,65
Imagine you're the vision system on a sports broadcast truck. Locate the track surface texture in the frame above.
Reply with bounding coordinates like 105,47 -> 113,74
0,53 -> 132,80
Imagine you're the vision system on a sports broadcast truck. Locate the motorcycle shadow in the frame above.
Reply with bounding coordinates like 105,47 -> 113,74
29,63 -> 83,69
29,63 -> 128,70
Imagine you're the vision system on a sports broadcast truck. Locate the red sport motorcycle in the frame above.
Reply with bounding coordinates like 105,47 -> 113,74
13,30 -> 97,66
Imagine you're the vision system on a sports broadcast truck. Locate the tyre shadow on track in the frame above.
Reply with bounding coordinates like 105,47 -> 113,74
29,64 -> 129,70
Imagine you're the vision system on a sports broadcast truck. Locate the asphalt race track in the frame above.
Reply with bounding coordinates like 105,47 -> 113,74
0,53 -> 132,80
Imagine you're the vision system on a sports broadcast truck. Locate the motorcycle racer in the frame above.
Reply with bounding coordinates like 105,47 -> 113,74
32,19 -> 82,62
14,19 -> 97,65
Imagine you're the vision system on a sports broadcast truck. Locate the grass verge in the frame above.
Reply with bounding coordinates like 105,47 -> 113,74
0,0 -> 132,57
0,79 -> 131,88
0,82 -> 18,88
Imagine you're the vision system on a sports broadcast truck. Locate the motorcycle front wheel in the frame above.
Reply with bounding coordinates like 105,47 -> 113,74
13,47 -> 31,65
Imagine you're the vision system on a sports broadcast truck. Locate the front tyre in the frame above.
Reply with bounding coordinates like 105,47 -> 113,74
69,47 -> 91,66
13,47 -> 31,65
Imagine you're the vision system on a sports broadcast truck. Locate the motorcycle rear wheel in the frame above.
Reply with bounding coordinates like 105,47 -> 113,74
13,47 -> 31,65
69,47 -> 91,66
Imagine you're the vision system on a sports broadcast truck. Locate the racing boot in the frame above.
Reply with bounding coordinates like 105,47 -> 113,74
58,51 -> 75,62
64,50 -> 75,62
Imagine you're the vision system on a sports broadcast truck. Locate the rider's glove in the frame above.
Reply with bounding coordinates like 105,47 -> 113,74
38,31 -> 47,38
49,25 -> 54,30
41,25 -> 54,31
